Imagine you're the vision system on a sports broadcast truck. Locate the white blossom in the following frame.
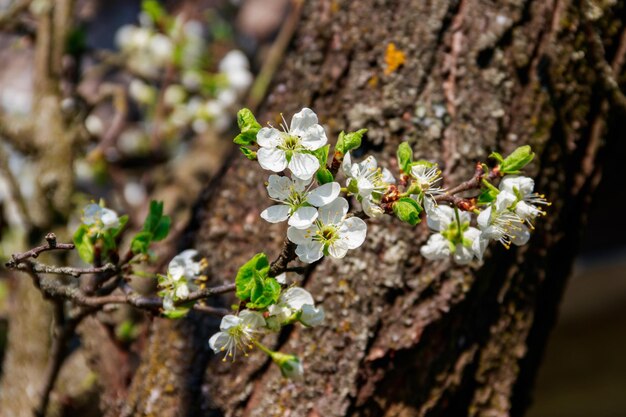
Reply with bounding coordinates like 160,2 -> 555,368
266,287 -> 325,330
499,175 -> 550,227
287,197 -> 367,263
342,152 -> 395,217
160,250 -> 203,311
256,108 -> 327,180
261,175 -> 340,229
82,203 -> 120,232
409,162 -> 445,202
421,200 -> 483,264
275,354 -> 304,380
209,310 -> 265,361
476,192 -> 528,249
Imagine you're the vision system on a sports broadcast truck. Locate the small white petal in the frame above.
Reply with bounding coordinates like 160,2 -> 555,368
306,182 -> 340,207
274,273 -> 287,284
209,331 -> 230,353
83,203 -> 102,225
362,197 -> 383,218
453,245 -> 474,265
500,175 -> 534,196
219,315 -> 242,331
477,206 -> 493,230
289,108 -> 318,135
288,152 -> 319,180
287,226 -> 314,245
300,124 -> 327,150
176,284 -> 190,299
288,206 -> 318,229
281,287 -> 314,310
239,310 -> 266,329
300,305 -> 325,327
261,204 -> 291,223
511,225 -> 531,246
295,241 -> 324,263
317,197 -> 349,225
341,152 -> 353,177
339,217 -> 367,249
420,234 -> 450,260
266,175 -> 292,200
256,127 -> 282,148
258,147 -> 288,172
327,240 -> 349,259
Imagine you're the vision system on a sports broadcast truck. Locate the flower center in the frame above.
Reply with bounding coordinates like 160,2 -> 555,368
281,134 -> 301,151
315,225 -> 338,244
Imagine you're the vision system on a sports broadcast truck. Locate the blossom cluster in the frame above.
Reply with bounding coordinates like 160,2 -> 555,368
72,107 -> 548,382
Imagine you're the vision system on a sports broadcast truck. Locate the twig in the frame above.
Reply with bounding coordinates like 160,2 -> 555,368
11,261 -> 117,278
5,234 -> 75,268
269,239 -> 297,277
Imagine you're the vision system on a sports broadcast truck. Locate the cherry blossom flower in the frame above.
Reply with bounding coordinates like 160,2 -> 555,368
342,152 -> 395,218
256,108 -> 327,180
287,198 -> 367,263
261,175 -> 340,229
209,310 -> 266,361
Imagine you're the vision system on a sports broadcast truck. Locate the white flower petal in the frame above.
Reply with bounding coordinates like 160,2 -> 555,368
382,168 -> 396,184
274,273 -> 287,284
287,226 -> 314,245
477,206 -> 493,230
261,204 -> 291,223
209,331 -> 230,353
258,147 -> 288,172
83,203 -> 102,225
420,234 -> 450,260
453,245 -> 474,265
288,152 -> 319,180
362,197 -> 383,218
295,241 -> 324,263
175,284 -> 190,299
300,305 -> 325,327
327,240 -> 349,259
266,175 -> 292,200
500,175 -> 534,196
300,124 -> 327,150
339,217 -> 367,249
317,197 -> 349,225
341,152 -> 353,177
281,287 -> 314,310
239,310 -> 265,329
289,108 -> 318,135
306,182 -> 340,207
511,225 -> 531,246
256,127 -> 282,148
288,206 -> 318,229
495,191 -> 516,212
219,314 -> 242,331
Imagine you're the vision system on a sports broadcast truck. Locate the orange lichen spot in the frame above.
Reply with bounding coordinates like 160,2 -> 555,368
331,0 -> 340,13
368,74 -> 379,88
384,42 -> 405,75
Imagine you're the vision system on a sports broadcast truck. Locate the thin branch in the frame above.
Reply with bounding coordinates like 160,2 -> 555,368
5,234 -> 75,268
12,261 -> 117,277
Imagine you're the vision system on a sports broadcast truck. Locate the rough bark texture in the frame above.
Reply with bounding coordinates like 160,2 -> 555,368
124,0 -> 625,416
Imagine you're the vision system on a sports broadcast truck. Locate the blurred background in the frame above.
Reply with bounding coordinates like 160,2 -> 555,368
0,1 -> 624,416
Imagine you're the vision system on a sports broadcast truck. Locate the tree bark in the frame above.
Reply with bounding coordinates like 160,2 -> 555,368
124,0 -> 626,416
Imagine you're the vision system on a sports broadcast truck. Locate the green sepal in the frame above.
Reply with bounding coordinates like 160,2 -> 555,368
73,224 -> 94,263
335,129 -> 366,155
235,253 -> 270,301
392,197 -> 423,226
109,215 -> 129,238
312,144 -> 330,167
316,168 -> 334,185
397,142 -> 413,173
239,146 -> 257,160
500,145 -> 535,174
477,188 -> 498,205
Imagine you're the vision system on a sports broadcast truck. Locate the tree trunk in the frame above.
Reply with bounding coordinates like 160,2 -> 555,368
125,0 -> 625,416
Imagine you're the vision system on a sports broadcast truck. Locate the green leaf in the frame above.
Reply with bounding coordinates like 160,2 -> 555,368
162,307 -> 191,319
239,146 -> 257,160
101,231 -> 116,253
130,231 -> 153,254
335,129 -> 366,155
312,144 -> 330,168
316,168 -> 334,184
73,224 -> 94,263
152,216 -> 171,241
247,277 -> 281,309
236,108 -> 261,135
501,145 -> 535,174
142,0 -> 165,22
477,188 -> 498,205
143,201 -> 164,233
235,253 -> 270,301
397,142 -> 413,173
392,197 -> 422,226
234,131 -> 257,146
489,151 -> 504,164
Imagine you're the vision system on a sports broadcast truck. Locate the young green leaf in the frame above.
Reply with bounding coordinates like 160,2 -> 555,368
312,144 -> 330,167
397,142 -> 413,173
489,151 -> 504,164
247,277 -> 281,309
152,216 -> 171,241
73,225 -> 94,263
239,146 -> 257,160
392,197 -> 422,226
335,129 -> 366,155
143,201 -> 164,233
501,145 -> 535,174
235,253 -> 270,301
477,188 -> 499,205
130,231 -> 153,254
